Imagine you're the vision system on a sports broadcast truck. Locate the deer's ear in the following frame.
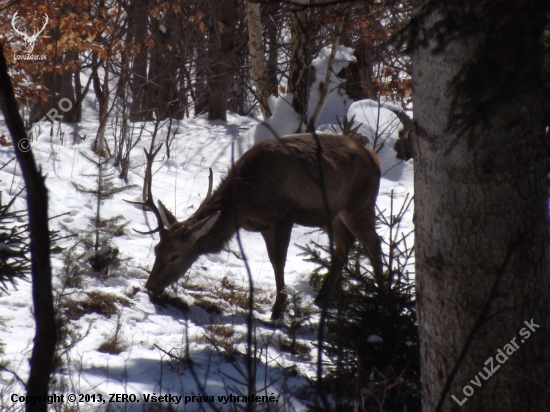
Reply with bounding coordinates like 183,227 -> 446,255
158,200 -> 178,228
189,211 -> 221,244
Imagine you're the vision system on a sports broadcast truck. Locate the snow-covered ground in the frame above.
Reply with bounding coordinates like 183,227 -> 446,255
0,51 -> 414,411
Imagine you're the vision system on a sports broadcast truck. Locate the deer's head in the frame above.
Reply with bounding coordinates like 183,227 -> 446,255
145,204 -> 220,294
126,156 -> 218,295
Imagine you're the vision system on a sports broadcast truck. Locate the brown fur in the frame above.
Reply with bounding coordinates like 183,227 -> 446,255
145,133 -> 383,319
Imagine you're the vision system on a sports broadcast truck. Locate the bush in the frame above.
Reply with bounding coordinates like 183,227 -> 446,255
303,192 -> 420,411
0,189 -> 30,293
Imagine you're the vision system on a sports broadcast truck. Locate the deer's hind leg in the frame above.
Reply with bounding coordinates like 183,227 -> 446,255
342,204 -> 383,278
314,214 -> 355,306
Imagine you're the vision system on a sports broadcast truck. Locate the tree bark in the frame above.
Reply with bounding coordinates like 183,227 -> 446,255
150,5 -> 183,120
308,15 -> 346,131
58,51 -> 78,123
194,39 -> 209,116
0,47 -> 56,412
288,0 -> 310,130
207,0 -> 237,121
262,2 -> 280,97
338,39 -> 376,101
246,0 -> 271,120
91,54 -> 110,156
129,0 -> 150,122
412,8 -> 550,412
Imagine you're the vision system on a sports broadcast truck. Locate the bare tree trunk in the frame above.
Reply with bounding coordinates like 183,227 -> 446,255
262,2 -> 281,97
412,8 -> 550,412
288,0 -> 310,130
246,0 -> 271,120
308,14 -> 346,131
150,6 -> 182,121
338,39 -> 376,101
31,71 -> 56,124
54,51 -> 79,124
91,54 -> 110,156
194,40 -> 209,116
73,54 -> 83,124
0,47 -> 56,412
207,0 -> 237,121
129,0 -> 150,122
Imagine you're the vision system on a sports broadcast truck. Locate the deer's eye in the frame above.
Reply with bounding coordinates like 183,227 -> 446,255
171,254 -> 180,262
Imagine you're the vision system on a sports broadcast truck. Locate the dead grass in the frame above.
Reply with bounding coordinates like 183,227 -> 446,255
98,333 -> 126,354
179,275 -> 271,315
98,312 -> 127,354
280,339 -> 312,360
204,324 -> 235,338
195,331 -> 238,361
64,291 -> 132,320
184,281 -> 209,292
218,276 -> 270,313
193,297 -> 223,314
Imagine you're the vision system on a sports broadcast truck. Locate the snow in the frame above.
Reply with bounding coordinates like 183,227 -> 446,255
0,48 -> 414,411
347,99 -> 413,182
367,335 -> 383,343
249,45 -> 355,145
0,242 -> 11,252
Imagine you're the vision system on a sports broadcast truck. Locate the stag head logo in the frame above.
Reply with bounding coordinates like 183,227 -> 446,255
12,11 -> 49,54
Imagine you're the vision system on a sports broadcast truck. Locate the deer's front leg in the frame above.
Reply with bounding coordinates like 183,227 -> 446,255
261,221 -> 293,320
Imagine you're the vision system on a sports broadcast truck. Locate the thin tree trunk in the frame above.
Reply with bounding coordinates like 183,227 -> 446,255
246,0 -> 271,120
308,15 -> 346,131
412,9 -> 550,412
60,51 -> 78,123
263,2 -> 280,97
0,47 -> 56,412
73,53 -> 83,124
207,0 -> 237,121
288,0 -> 310,130
129,0 -> 150,122
91,56 -> 110,156
150,6 -> 181,121
194,41 -> 209,116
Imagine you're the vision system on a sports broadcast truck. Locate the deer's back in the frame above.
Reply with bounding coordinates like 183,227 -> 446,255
231,133 -> 381,229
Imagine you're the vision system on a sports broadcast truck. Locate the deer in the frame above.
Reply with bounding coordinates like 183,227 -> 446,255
128,133 -> 383,320
11,12 -> 49,54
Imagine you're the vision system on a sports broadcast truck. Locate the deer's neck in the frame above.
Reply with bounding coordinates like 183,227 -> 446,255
192,175 -> 240,255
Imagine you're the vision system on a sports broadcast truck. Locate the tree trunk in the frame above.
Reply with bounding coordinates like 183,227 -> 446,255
207,0 -> 237,121
288,0 -> 310,130
60,51 -> 79,123
0,48 -> 56,412
31,71 -> 55,124
129,0 -> 150,122
308,15 -> 346,131
194,40 -> 209,116
338,39 -> 376,101
150,6 -> 183,121
91,54 -> 110,157
246,0 -> 271,120
412,10 -> 550,412
262,2 -> 280,97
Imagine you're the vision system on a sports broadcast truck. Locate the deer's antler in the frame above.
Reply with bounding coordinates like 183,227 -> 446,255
124,145 -> 165,235
194,168 -> 213,216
